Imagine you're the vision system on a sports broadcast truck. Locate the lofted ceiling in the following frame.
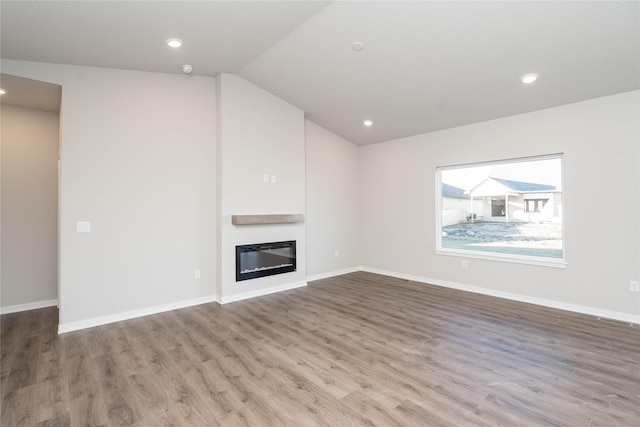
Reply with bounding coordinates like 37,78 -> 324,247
1,1 -> 638,145
0,73 -> 61,113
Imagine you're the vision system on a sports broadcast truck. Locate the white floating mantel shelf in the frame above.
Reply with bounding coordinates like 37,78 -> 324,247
231,214 -> 304,225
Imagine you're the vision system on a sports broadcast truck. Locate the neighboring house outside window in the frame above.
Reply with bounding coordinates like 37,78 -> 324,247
467,176 -> 558,222
436,155 -> 564,267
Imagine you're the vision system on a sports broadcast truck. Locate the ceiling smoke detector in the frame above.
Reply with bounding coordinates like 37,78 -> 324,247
182,64 -> 193,74
352,42 -> 364,51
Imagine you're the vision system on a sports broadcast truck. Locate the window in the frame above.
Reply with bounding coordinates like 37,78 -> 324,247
491,199 -> 506,217
525,199 -> 548,213
436,154 -> 564,267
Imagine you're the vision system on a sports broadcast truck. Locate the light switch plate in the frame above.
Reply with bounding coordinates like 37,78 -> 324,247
76,221 -> 91,232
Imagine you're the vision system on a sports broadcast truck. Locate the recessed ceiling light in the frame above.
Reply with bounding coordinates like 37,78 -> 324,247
521,73 -> 539,84
352,42 -> 364,52
0,89 -> 6,95
166,38 -> 183,48
363,119 -> 373,127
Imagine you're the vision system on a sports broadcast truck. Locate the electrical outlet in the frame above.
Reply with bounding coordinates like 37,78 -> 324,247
461,260 -> 468,268
334,250 -> 339,258
630,281 -> 640,292
194,270 -> 201,279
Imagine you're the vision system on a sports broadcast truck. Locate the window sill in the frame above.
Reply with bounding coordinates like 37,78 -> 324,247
435,248 -> 567,269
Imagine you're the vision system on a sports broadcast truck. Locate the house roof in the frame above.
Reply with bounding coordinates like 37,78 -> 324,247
467,176 -> 557,197
488,177 -> 556,192
442,183 -> 469,199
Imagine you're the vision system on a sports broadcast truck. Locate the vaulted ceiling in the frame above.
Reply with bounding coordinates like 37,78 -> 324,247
2,1 -> 638,145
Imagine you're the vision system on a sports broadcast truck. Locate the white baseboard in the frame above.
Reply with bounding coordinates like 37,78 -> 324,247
306,266 -> 362,283
0,299 -> 58,315
218,281 -> 307,305
58,280 -> 308,332
44,266 -> 640,333
361,266 -> 640,325
58,294 -> 217,334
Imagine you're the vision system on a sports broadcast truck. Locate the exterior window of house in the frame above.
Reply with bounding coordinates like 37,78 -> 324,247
525,199 -> 548,213
436,154 -> 564,267
491,199 -> 506,217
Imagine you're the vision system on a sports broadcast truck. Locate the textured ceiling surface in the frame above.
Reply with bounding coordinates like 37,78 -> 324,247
2,1 -> 638,145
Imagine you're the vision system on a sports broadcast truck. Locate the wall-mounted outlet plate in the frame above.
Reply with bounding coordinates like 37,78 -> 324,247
630,281 -> 640,292
194,270 -> 201,279
461,260 -> 468,268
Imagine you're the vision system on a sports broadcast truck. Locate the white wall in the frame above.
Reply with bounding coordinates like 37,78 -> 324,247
1,60 -> 217,330
1,105 -> 59,310
217,74 -> 306,302
3,59 -> 637,327
360,91 -> 640,321
305,121 -> 360,278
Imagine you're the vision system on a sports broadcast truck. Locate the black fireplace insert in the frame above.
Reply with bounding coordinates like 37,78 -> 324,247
236,240 -> 296,282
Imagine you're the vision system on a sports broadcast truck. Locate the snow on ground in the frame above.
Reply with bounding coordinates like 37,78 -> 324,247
442,221 -> 563,257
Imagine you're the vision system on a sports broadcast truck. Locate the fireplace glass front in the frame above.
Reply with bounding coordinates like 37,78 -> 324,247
236,240 -> 296,282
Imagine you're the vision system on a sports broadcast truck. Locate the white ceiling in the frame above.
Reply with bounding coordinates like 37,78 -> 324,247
1,1 -> 638,145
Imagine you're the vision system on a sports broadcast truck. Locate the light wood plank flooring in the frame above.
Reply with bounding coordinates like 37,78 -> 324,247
1,271 -> 639,426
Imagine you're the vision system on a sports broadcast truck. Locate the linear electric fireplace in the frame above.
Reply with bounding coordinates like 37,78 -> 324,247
236,240 -> 296,282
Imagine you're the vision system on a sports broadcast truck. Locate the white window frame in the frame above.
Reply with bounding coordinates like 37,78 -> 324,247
435,154 -> 566,268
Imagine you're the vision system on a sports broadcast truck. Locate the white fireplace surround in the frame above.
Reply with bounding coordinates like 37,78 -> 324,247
217,74 -> 306,305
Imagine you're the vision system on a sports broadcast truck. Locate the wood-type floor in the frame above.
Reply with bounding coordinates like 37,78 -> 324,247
1,271 -> 639,426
